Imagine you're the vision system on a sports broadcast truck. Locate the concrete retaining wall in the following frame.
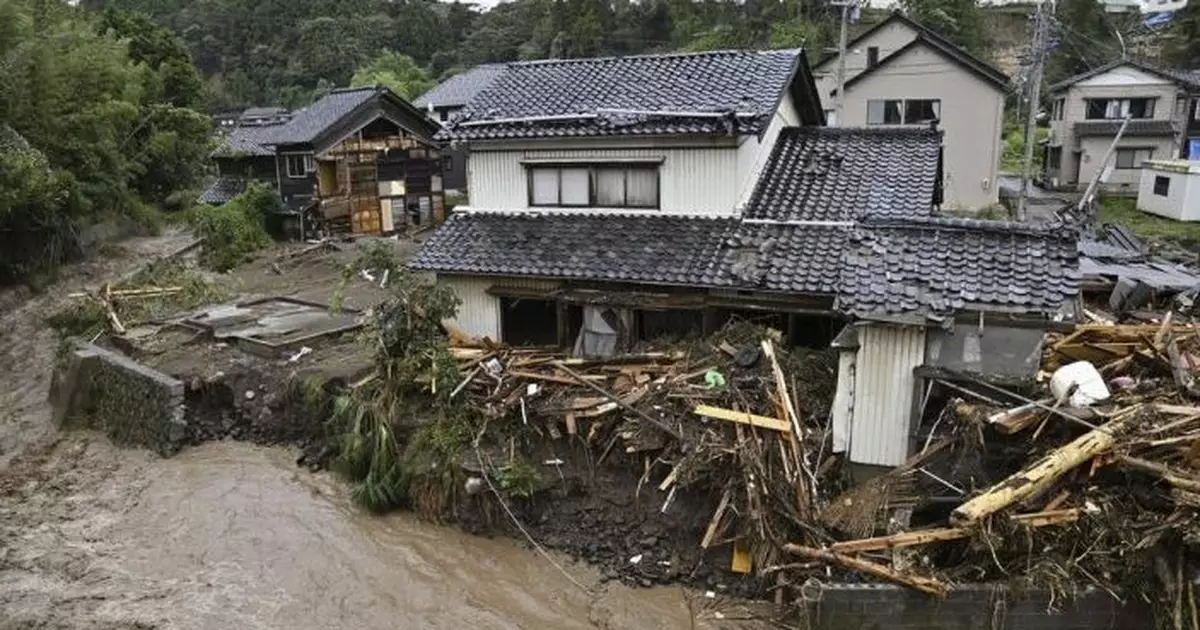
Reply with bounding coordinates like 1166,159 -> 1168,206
803,584 -> 1149,630
50,342 -> 186,455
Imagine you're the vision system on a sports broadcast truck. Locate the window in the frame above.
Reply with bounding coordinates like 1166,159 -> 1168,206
1085,97 -> 1156,120
527,165 -> 660,208
867,99 -> 940,125
1154,175 -> 1171,196
442,156 -> 452,172
1194,99 -> 1200,121
1114,148 -> 1153,169
284,154 -> 314,179
867,100 -> 902,124
1052,98 -> 1065,121
1047,146 -> 1062,170
904,99 -> 941,124
866,46 -> 879,68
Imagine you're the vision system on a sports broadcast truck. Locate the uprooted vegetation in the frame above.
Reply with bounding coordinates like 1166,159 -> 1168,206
193,183 -> 277,272
47,258 -> 225,346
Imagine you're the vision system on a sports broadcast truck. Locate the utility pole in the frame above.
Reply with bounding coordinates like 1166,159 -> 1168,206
834,0 -> 852,127
1016,0 -> 1052,222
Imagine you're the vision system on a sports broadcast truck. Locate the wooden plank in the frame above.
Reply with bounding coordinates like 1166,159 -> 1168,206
700,488 -> 732,549
731,542 -> 752,574
694,405 -> 790,433
565,413 -> 578,437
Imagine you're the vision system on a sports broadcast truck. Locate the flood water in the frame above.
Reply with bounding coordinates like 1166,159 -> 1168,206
2,440 -> 754,629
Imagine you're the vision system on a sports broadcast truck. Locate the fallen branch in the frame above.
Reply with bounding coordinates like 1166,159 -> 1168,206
829,509 -> 1084,554
783,544 -> 949,597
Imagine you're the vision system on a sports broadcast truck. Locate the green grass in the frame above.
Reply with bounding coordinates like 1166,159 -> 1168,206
1097,196 -> 1200,245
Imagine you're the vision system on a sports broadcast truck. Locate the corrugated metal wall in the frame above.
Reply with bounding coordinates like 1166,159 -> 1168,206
848,324 -> 927,467
467,147 -> 740,215
438,274 -> 560,341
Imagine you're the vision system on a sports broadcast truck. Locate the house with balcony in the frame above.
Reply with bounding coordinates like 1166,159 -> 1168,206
1042,61 -> 1200,194
810,11 -> 1011,211
202,86 -> 447,236
410,49 -> 1079,469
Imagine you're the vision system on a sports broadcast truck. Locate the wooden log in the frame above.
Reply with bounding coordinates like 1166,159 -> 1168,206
694,405 -> 790,433
950,405 -> 1142,524
828,509 -> 1083,554
783,544 -> 948,597
987,398 -> 1055,434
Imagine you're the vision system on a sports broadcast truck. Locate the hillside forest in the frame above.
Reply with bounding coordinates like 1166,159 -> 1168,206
1,0 -> 1199,284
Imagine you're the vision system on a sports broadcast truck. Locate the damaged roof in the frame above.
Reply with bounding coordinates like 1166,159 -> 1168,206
744,127 -> 941,222
706,223 -> 850,293
437,49 -> 821,141
413,64 -> 508,110
838,217 -> 1080,318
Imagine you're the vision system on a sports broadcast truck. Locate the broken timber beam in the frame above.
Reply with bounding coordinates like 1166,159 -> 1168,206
555,364 -> 682,440
783,544 -> 949,597
694,405 -> 790,433
950,405 -> 1143,525
828,509 -> 1083,554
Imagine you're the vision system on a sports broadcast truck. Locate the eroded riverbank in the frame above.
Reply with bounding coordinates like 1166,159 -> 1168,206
0,234 -> 766,629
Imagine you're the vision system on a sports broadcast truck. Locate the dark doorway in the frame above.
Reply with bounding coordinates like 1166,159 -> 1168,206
500,298 -> 558,346
637,309 -> 704,342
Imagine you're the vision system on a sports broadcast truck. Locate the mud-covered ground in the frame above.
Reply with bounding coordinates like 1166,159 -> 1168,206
0,233 -> 774,629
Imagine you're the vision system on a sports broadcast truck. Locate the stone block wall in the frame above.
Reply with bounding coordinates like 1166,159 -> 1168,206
50,342 -> 186,455
803,583 -> 1150,630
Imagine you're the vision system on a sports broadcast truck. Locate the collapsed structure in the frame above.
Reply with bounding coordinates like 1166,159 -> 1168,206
411,48 -> 1079,473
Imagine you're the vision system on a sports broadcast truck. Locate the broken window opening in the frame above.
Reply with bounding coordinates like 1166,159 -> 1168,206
500,297 -> 559,347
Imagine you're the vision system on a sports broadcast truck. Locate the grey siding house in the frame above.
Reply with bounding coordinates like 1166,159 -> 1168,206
1043,61 -> 1200,193
412,64 -> 507,192
812,11 -> 1010,211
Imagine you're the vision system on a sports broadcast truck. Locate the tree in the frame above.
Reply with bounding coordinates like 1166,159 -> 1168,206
901,0 -> 987,55
1045,0 -> 1120,85
350,50 -> 436,99
1164,1 -> 1200,68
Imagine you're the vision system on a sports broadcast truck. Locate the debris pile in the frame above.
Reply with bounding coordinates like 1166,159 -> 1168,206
442,314 -> 1200,618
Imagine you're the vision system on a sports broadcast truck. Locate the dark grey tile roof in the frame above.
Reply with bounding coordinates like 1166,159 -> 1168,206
1073,119 -> 1179,137
267,87 -> 379,146
198,177 -> 246,205
411,211 -> 737,285
705,223 -> 849,293
413,64 -> 507,110
744,127 -> 940,222
438,49 -> 803,141
212,123 -> 285,157
838,217 -> 1080,318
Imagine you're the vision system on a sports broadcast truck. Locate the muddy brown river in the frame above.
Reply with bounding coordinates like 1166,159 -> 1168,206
0,234 -> 760,629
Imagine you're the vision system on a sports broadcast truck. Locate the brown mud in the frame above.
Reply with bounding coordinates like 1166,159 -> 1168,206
0,234 -> 770,629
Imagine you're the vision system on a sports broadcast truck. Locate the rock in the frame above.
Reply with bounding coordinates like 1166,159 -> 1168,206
244,390 -> 256,400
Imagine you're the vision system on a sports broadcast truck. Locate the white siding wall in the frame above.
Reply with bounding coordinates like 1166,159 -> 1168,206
735,92 -> 801,207
812,20 -> 920,109
848,324 -> 926,467
438,274 -> 560,340
467,144 -> 741,215
1137,162 -> 1200,221
841,45 -> 1005,210
1078,135 -> 1182,193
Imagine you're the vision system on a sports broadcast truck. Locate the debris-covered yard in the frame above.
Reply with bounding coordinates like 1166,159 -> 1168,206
38,223 -> 1200,628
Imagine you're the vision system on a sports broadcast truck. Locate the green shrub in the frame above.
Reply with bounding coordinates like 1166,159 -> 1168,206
195,183 -> 276,271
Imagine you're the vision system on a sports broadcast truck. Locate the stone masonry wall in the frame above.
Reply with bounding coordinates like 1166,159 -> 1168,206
50,342 -> 186,456
803,583 -> 1151,630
